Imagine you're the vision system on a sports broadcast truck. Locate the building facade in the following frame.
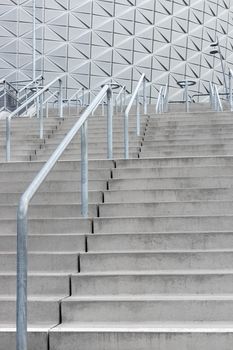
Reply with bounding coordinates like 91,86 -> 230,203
0,0 -> 232,100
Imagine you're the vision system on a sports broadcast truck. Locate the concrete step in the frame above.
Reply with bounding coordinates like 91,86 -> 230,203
0,297 -> 60,324
112,166 -> 233,179
87,232 -> 233,251
0,327 -> 48,350
104,188 -> 233,203
71,271 -> 233,295
80,250 -> 233,272
93,216 -> 233,233
61,295 -> 233,322
0,218 -> 91,234
115,156 -> 233,168
0,252 -> 79,273
0,233 -> 86,252
108,177 -> 233,191
0,180 -> 107,193
0,191 -> 103,205
0,204 -> 97,219
0,274 -> 69,296
99,201 -> 233,217
49,326 -> 233,350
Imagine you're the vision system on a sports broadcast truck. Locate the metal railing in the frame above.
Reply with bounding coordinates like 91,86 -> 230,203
155,84 -> 169,114
124,73 -> 147,159
209,82 -> 223,112
6,75 -> 65,162
16,84 -> 113,350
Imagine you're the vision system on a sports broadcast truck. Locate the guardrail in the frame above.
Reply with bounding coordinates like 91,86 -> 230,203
16,84 -> 113,350
124,74 -> 147,159
6,75 -> 65,162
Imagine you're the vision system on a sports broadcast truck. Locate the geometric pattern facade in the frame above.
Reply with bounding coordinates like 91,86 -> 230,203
0,0 -> 233,100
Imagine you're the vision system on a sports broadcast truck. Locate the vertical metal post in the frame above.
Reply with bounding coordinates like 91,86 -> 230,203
6,117 -> 11,162
229,73 -> 233,111
39,93 -> 43,139
185,81 -> 189,113
107,88 -> 113,159
16,210 -> 28,350
81,121 -> 88,218
124,110 -> 129,159
82,88 -> 85,107
102,100 -> 105,116
46,102 -> 49,118
136,92 -> 140,136
143,78 -> 147,114
123,88 -> 126,112
32,0 -> 36,80
3,82 -> 7,110
218,42 -> 228,98
36,85 -> 39,118
120,90 -> 123,113
58,79 -> 63,118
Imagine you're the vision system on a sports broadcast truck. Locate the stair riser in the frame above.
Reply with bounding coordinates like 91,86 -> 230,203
80,252 -> 233,272
87,233 -> 233,251
49,332 -> 233,350
94,216 -> 233,234
62,300 -> 233,322
72,274 -> 233,295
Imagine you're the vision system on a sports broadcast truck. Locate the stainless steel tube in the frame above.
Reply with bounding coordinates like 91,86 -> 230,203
107,88 -> 113,159
81,121 -> 88,218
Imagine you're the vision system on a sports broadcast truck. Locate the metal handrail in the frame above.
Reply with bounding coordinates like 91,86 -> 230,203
18,75 -> 43,94
6,75 -> 65,161
16,84 -> 113,350
124,73 -> 146,158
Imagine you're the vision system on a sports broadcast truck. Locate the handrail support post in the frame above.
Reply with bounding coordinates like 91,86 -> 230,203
136,92 -> 140,136
107,88 -> 113,159
143,78 -> 147,114
39,93 -> 44,139
16,209 -> 28,350
58,79 -> 63,118
81,121 -> 88,218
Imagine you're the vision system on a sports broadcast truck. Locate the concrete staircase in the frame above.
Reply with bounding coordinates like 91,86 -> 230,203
1,106 -> 233,349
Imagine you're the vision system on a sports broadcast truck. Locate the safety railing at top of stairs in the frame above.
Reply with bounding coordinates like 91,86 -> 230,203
124,73 -> 147,159
209,82 -> 223,112
53,87 -> 85,115
156,84 -> 169,114
5,75 -> 65,162
16,84 -> 114,350
0,75 -> 44,115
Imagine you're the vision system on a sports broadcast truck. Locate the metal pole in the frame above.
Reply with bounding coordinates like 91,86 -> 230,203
143,78 -> 147,114
81,121 -> 88,218
32,0 -> 36,81
123,88 -> 126,112
82,88 -> 85,107
58,79 -> 63,118
229,73 -> 233,111
6,117 -> 11,162
46,102 -> 49,118
102,100 -> 105,116
136,92 -> 140,136
124,110 -> 129,159
120,90 -> 123,113
4,82 -> 6,110
218,42 -> 228,98
16,209 -> 28,350
107,88 -> 113,159
185,81 -> 189,113
39,93 -> 43,139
